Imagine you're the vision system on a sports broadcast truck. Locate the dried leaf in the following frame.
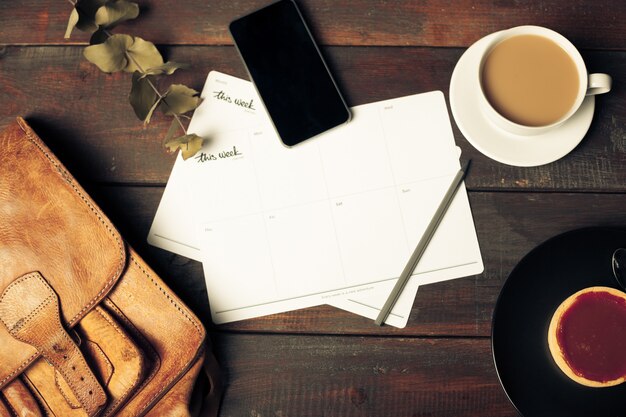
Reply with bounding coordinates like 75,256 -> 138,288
144,95 -> 162,125
163,118 -> 180,144
95,0 -> 139,29
160,84 -> 200,116
129,72 -> 158,122
140,62 -> 188,78
74,0 -> 108,33
84,33 -> 132,73
124,37 -> 164,73
89,28 -> 109,45
65,8 -> 80,39
165,134 -> 204,160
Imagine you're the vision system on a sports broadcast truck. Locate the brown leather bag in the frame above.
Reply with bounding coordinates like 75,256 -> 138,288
0,118 -> 221,417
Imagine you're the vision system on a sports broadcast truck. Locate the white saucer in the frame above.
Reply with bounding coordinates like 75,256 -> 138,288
449,32 -> 595,167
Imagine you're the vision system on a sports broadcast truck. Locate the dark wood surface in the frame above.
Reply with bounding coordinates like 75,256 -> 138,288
1,1 -> 625,416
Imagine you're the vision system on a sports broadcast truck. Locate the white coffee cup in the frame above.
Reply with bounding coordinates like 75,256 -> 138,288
477,26 -> 612,136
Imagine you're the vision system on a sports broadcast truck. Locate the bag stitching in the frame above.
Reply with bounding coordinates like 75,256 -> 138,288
138,349 -> 206,417
102,297 -> 162,371
90,307 -> 138,415
4,295 -> 53,335
21,374 -> 52,416
38,296 -> 104,414
1,119 -> 126,388
0,118 -> 124,386
54,370 -> 81,409
0,353 -> 39,389
130,256 -> 203,337
8,290 -> 104,414
129,255 -> 204,415
15,118 -> 125,326
0,273 -> 54,333
83,341 -> 114,386
6,120 -> 206,414
100,297 -> 162,414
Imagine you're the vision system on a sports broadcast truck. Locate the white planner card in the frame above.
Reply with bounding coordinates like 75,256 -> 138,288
148,71 -> 483,327
148,72 -> 266,260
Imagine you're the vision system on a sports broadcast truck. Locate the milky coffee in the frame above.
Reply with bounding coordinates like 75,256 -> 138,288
481,34 -> 579,127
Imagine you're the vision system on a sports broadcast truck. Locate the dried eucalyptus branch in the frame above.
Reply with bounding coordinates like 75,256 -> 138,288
65,0 -> 204,159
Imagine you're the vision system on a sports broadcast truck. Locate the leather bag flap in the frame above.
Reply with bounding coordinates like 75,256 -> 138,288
0,118 -> 126,388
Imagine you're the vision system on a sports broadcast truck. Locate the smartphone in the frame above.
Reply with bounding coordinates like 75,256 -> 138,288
229,0 -> 351,147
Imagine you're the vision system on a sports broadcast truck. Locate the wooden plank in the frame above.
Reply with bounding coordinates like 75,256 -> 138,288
87,185 -> 626,336
212,334 -> 516,417
1,46 -> 624,191
1,0 -> 625,49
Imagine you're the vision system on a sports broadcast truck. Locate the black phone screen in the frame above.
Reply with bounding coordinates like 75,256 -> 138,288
229,0 -> 351,146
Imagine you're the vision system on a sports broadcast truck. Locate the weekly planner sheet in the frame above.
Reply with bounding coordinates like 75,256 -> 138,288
148,71 -> 483,327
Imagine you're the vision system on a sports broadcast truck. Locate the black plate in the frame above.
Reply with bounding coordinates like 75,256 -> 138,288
492,227 -> 626,417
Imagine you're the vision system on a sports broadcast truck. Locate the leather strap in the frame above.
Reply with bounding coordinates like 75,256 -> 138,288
0,272 -> 106,417
1,377 -> 44,417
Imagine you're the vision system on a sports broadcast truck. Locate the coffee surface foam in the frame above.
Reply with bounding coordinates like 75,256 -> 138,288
481,34 -> 579,127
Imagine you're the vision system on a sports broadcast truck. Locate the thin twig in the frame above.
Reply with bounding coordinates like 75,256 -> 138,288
143,80 -> 187,132
122,50 -> 187,133
70,5 -> 202,156
102,29 -> 187,134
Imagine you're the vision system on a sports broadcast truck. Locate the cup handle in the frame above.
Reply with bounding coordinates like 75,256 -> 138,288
586,73 -> 612,96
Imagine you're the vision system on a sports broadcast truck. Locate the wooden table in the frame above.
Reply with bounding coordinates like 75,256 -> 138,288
1,1 -> 625,416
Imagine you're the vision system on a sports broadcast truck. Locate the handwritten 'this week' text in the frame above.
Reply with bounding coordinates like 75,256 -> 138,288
195,146 -> 242,163
213,90 -> 255,110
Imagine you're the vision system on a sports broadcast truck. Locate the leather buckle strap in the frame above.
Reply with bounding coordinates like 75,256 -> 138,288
0,272 -> 107,416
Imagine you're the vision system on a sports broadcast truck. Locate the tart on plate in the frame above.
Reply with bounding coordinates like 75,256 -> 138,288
548,286 -> 626,387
